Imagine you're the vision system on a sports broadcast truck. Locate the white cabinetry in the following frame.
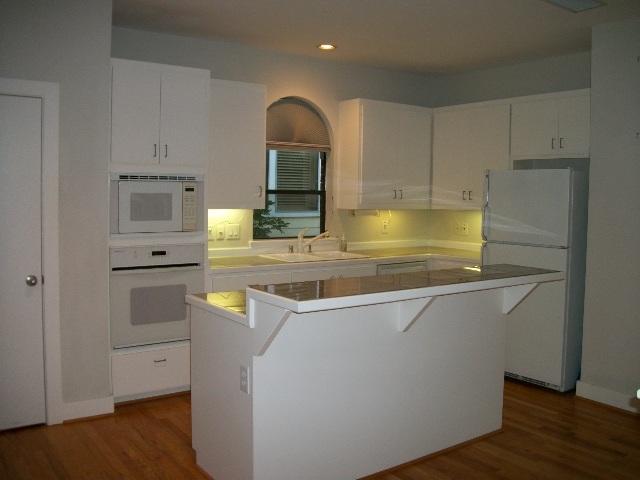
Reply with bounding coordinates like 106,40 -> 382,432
432,103 -> 510,209
210,270 -> 291,292
291,264 -> 376,282
510,90 -> 590,159
338,99 -> 431,209
208,79 -> 267,209
111,341 -> 190,401
111,58 -> 210,171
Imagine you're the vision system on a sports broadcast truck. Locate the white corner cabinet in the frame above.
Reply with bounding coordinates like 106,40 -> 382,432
207,79 -> 267,209
337,99 -> 432,210
510,90 -> 590,159
432,103 -> 511,209
110,58 -> 210,171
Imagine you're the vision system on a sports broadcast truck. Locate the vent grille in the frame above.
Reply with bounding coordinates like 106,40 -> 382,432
117,174 -> 197,181
505,371 -> 560,390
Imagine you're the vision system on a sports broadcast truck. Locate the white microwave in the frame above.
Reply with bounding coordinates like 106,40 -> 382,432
110,174 -> 203,234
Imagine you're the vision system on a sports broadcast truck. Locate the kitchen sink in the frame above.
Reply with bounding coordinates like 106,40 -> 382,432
259,251 -> 370,262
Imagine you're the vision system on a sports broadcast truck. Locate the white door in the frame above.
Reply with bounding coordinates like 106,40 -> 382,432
0,94 -> 46,429
557,95 -> 590,157
485,169 -> 572,247
483,243 -> 568,388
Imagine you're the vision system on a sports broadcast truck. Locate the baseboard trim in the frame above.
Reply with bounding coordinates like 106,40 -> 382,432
62,396 -> 114,422
576,381 -> 639,414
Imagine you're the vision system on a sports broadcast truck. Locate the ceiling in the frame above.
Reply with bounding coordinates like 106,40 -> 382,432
112,0 -> 640,74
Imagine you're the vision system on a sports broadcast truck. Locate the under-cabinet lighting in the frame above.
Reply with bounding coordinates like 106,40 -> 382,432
317,44 -> 336,51
464,266 -> 482,272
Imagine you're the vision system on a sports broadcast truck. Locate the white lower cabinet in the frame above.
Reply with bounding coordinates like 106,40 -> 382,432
427,257 -> 478,270
210,271 -> 291,292
111,341 -> 190,401
291,264 -> 377,282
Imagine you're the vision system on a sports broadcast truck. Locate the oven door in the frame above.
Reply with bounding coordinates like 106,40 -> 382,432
118,181 -> 182,233
110,265 -> 201,348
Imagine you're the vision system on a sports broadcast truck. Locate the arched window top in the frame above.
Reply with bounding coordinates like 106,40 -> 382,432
266,97 -> 331,152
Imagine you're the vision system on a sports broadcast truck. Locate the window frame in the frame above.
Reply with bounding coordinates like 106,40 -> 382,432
262,149 -> 327,238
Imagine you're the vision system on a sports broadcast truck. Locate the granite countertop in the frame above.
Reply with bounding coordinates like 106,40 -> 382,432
188,264 -> 562,318
208,245 -> 480,270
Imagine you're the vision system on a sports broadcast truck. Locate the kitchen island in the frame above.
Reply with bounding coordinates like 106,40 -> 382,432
186,264 -> 563,480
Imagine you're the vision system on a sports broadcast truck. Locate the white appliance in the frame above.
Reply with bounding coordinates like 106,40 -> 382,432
110,244 -> 203,348
110,174 -> 203,234
482,168 -> 588,391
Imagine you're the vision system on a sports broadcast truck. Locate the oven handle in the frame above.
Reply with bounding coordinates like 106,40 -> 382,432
111,262 -> 201,272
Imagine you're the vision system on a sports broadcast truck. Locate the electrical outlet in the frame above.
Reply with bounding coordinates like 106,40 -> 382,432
215,224 -> 225,240
240,365 -> 250,394
460,223 -> 469,235
381,219 -> 390,234
225,223 -> 240,240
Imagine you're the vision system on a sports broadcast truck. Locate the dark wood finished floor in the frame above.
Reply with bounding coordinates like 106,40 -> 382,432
1,380 -> 638,479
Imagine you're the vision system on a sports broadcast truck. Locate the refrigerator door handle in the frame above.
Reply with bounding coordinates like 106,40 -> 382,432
481,171 -> 490,241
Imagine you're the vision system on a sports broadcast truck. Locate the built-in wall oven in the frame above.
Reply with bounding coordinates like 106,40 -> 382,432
109,244 -> 203,349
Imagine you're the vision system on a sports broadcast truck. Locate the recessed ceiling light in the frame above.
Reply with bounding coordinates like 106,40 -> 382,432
317,44 -> 336,51
542,0 -> 606,13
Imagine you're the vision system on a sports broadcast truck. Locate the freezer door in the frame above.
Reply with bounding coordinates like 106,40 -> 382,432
485,169 -> 572,247
483,243 -> 568,389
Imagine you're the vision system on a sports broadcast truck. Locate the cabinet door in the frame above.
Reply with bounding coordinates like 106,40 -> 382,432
159,68 -> 210,168
510,99 -> 557,158
464,104 -> 511,208
291,264 -> 376,282
208,80 -> 266,209
432,104 -> 510,209
394,107 -> 431,209
211,271 -> 290,291
557,95 -> 590,157
359,100 -> 403,208
111,59 -> 161,165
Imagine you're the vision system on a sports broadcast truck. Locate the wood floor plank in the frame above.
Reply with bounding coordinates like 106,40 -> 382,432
1,381 -> 638,479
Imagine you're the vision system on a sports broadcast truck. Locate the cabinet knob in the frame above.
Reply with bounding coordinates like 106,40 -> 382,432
257,185 -> 263,197
462,190 -> 467,201
399,189 -> 404,200
393,189 -> 397,199
551,137 -> 556,150
153,143 -> 157,158
559,137 -> 564,149
164,144 -> 168,158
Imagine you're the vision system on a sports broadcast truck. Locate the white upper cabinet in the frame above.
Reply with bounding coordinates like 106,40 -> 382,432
432,103 -> 510,209
510,90 -> 590,159
337,99 -> 431,210
110,58 -> 210,171
207,79 -> 266,209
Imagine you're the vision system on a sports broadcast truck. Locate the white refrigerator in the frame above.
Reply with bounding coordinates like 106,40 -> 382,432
482,169 -> 588,392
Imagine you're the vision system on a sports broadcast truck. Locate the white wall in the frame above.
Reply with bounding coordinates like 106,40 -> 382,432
0,0 -> 112,404
578,18 -> 640,412
429,51 -> 591,107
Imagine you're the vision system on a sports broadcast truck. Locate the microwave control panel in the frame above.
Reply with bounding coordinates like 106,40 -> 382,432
182,182 -> 198,232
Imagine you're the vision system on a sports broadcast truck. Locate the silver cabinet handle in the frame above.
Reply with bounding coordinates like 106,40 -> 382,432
25,275 -> 38,287
462,190 -> 467,201
164,144 -> 168,158
559,137 -> 564,149
399,189 -> 404,199
153,143 -> 157,158
551,137 -> 556,150
468,190 -> 473,201
153,358 -> 167,364
393,189 -> 397,199
257,185 -> 263,197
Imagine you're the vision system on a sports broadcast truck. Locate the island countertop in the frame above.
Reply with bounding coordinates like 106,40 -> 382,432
187,264 -> 563,319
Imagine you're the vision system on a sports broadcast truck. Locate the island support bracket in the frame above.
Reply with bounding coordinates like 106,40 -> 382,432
502,283 -> 538,314
396,297 -> 435,332
257,309 -> 291,357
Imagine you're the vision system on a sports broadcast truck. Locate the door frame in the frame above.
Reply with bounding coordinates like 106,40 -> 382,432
0,78 -> 63,425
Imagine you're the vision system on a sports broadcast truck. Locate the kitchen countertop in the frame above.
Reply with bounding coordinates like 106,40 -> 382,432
208,245 -> 480,271
188,264 -> 562,318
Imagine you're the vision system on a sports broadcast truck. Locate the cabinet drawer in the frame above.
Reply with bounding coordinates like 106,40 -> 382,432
112,342 -> 190,400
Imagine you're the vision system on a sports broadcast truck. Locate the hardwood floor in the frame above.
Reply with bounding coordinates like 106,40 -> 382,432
1,380 -> 638,479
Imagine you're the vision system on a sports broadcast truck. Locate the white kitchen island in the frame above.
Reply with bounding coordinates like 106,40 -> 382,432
186,264 -> 562,480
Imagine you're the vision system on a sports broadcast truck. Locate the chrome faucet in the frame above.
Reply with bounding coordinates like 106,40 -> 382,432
297,228 -> 309,253
303,231 -> 331,252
